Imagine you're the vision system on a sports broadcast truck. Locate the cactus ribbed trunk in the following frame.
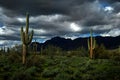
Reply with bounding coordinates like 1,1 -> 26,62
90,36 -> 93,59
22,44 -> 27,64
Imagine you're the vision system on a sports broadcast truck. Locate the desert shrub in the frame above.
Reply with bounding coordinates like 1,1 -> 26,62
7,53 -> 21,63
94,44 -> 109,59
42,67 -> 59,78
76,47 -> 88,57
26,55 -> 45,68
11,66 -> 37,80
43,45 -> 63,57
82,73 -> 93,80
11,71 -> 32,80
66,51 -> 73,57
66,47 -> 88,57
0,72 -> 11,80
110,51 -> 120,61
54,72 -> 71,80
24,66 -> 37,76
72,69 -> 82,80
0,55 -> 14,80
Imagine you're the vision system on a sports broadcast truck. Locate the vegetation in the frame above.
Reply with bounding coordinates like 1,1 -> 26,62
0,44 -> 120,80
0,54 -> 119,80
0,14 -> 120,80
20,13 -> 34,64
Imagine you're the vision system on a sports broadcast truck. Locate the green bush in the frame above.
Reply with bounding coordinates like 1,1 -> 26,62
26,55 -> 45,68
7,53 -> 21,63
94,44 -> 109,59
54,72 -> 71,80
66,47 -> 88,57
11,66 -> 37,80
11,71 -> 33,80
0,53 -> 120,80
110,51 -> 120,61
42,67 -> 59,78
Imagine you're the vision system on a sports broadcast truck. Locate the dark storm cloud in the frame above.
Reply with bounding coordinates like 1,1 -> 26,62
69,1 -> 110,26
0,0 -> 111,16
0,0 -> 120,46
0,0 -> 72,16
0,35 -> 20,40
0,0 -> 120,16
112,2 -> 120,13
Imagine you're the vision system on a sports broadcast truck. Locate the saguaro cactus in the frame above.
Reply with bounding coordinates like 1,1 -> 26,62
40,45 -> 43,56
21,13 -> 34,64
33,39 -> 37,55
88,29 -> 96,59
7,47 -> 10,53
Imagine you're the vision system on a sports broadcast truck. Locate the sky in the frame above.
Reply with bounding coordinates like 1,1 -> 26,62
0,0 -> 120,47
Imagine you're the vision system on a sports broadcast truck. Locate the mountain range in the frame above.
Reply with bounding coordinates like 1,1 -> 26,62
30,36 -> 120,51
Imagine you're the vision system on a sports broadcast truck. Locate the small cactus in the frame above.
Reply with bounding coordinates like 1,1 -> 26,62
3,46 -> 6,53
40,45 -> 43,56
33,38 -> 37,55
88,29 -> 96,59
20,13 -> 34,64
7,47 -> 10,53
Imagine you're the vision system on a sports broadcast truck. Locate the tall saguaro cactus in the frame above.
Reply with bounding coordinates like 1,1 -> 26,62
21,13 -> 34,64
88,29 -> 96,59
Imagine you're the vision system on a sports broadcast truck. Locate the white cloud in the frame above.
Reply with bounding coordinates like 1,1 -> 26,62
63,34 -> 79,40
104,6 -> 114,13
34,29 -> 47,34
100,33 -> 110,37
0,26 -> 15,35
64,36 -> 78,40
0,40 -> 21,47
116,12 -> 120,17
70,22 -> 82,32
112,12 -> 120,18
0,40 -> 6,45
30,14 -> 68,23
93,24 -> 114,30
100,28 -> 120,37
17,17 -> 26,23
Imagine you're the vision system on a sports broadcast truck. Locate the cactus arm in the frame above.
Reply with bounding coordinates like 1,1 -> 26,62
21,27 -> 25,44
26,13 -> 29,34
28,30 -> 34,44
21,26 -> 24,32
93,37 -> 96,49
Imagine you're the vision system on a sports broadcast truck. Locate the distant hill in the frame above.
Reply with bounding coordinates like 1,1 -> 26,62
30,36 -> 120,51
